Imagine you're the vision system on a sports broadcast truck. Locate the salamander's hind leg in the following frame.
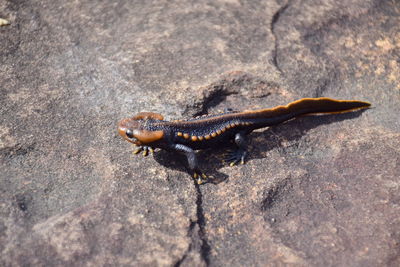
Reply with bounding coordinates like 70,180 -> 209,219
225,132 -> 248,166
132,145 -> 155,156
171,144 -> 208,185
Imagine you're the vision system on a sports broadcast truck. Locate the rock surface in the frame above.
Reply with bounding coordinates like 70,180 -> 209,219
1,0 -> 399,266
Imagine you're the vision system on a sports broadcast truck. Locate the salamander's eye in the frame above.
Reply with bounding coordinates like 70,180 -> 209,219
126,129 -> 134,138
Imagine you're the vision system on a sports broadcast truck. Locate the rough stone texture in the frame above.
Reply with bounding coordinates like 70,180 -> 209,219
1,0 -> 399,266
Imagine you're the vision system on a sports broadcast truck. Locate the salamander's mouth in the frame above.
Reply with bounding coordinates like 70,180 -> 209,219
118,126 -> 139,144
117,118 -> 142,145
117,116 -> 164,145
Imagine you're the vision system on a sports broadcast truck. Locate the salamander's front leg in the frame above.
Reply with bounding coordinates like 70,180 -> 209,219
171,143 -> 207,184
132,145 -> 155,157
226,132 -> 248,166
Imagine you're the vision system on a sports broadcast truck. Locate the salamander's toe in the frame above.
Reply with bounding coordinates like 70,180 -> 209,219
225,149 -> 246,167
131,146 -> 155,157
193,172 -> 208,185
132,146 -> 143,155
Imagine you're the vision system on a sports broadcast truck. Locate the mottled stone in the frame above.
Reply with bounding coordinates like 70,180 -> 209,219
1,0 -> 399,266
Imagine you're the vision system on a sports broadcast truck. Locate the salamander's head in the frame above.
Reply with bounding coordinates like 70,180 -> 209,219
118,112 -> 164,146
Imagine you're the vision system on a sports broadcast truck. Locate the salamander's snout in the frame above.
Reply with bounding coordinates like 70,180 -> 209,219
117,115 -> 165,145
118,126 -> 126,139
117,118 -> 141,145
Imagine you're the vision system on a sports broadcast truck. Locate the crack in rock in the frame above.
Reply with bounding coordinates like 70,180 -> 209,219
194,184 -> 211,266
271,3 -> 289,75
174,184 -> 211,266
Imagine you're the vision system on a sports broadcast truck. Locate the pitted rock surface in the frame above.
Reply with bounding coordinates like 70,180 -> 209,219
1,0 -> 399,266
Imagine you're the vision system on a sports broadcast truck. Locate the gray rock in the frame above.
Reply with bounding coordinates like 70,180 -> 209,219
1,0 -> 399,266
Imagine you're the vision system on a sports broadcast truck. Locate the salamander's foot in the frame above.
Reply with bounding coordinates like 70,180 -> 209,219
193,172 -> 208,185
225,149 -> 247,166
132,145 -> 155,157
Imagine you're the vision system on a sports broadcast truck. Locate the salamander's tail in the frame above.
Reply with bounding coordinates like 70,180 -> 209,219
285,97 -> 371,115
242,97 -> 371,128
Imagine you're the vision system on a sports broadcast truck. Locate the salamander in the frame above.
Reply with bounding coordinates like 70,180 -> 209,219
118,97 -> 370,184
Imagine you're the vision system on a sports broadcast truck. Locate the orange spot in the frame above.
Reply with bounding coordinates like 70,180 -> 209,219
183,133 -> 189,139
205,135 -> 211,140
216,130 -> 222,135
191,136 -> 198,141
211,132 -> 217,138
198,136 -> 204,141
177,132 -> 183,137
